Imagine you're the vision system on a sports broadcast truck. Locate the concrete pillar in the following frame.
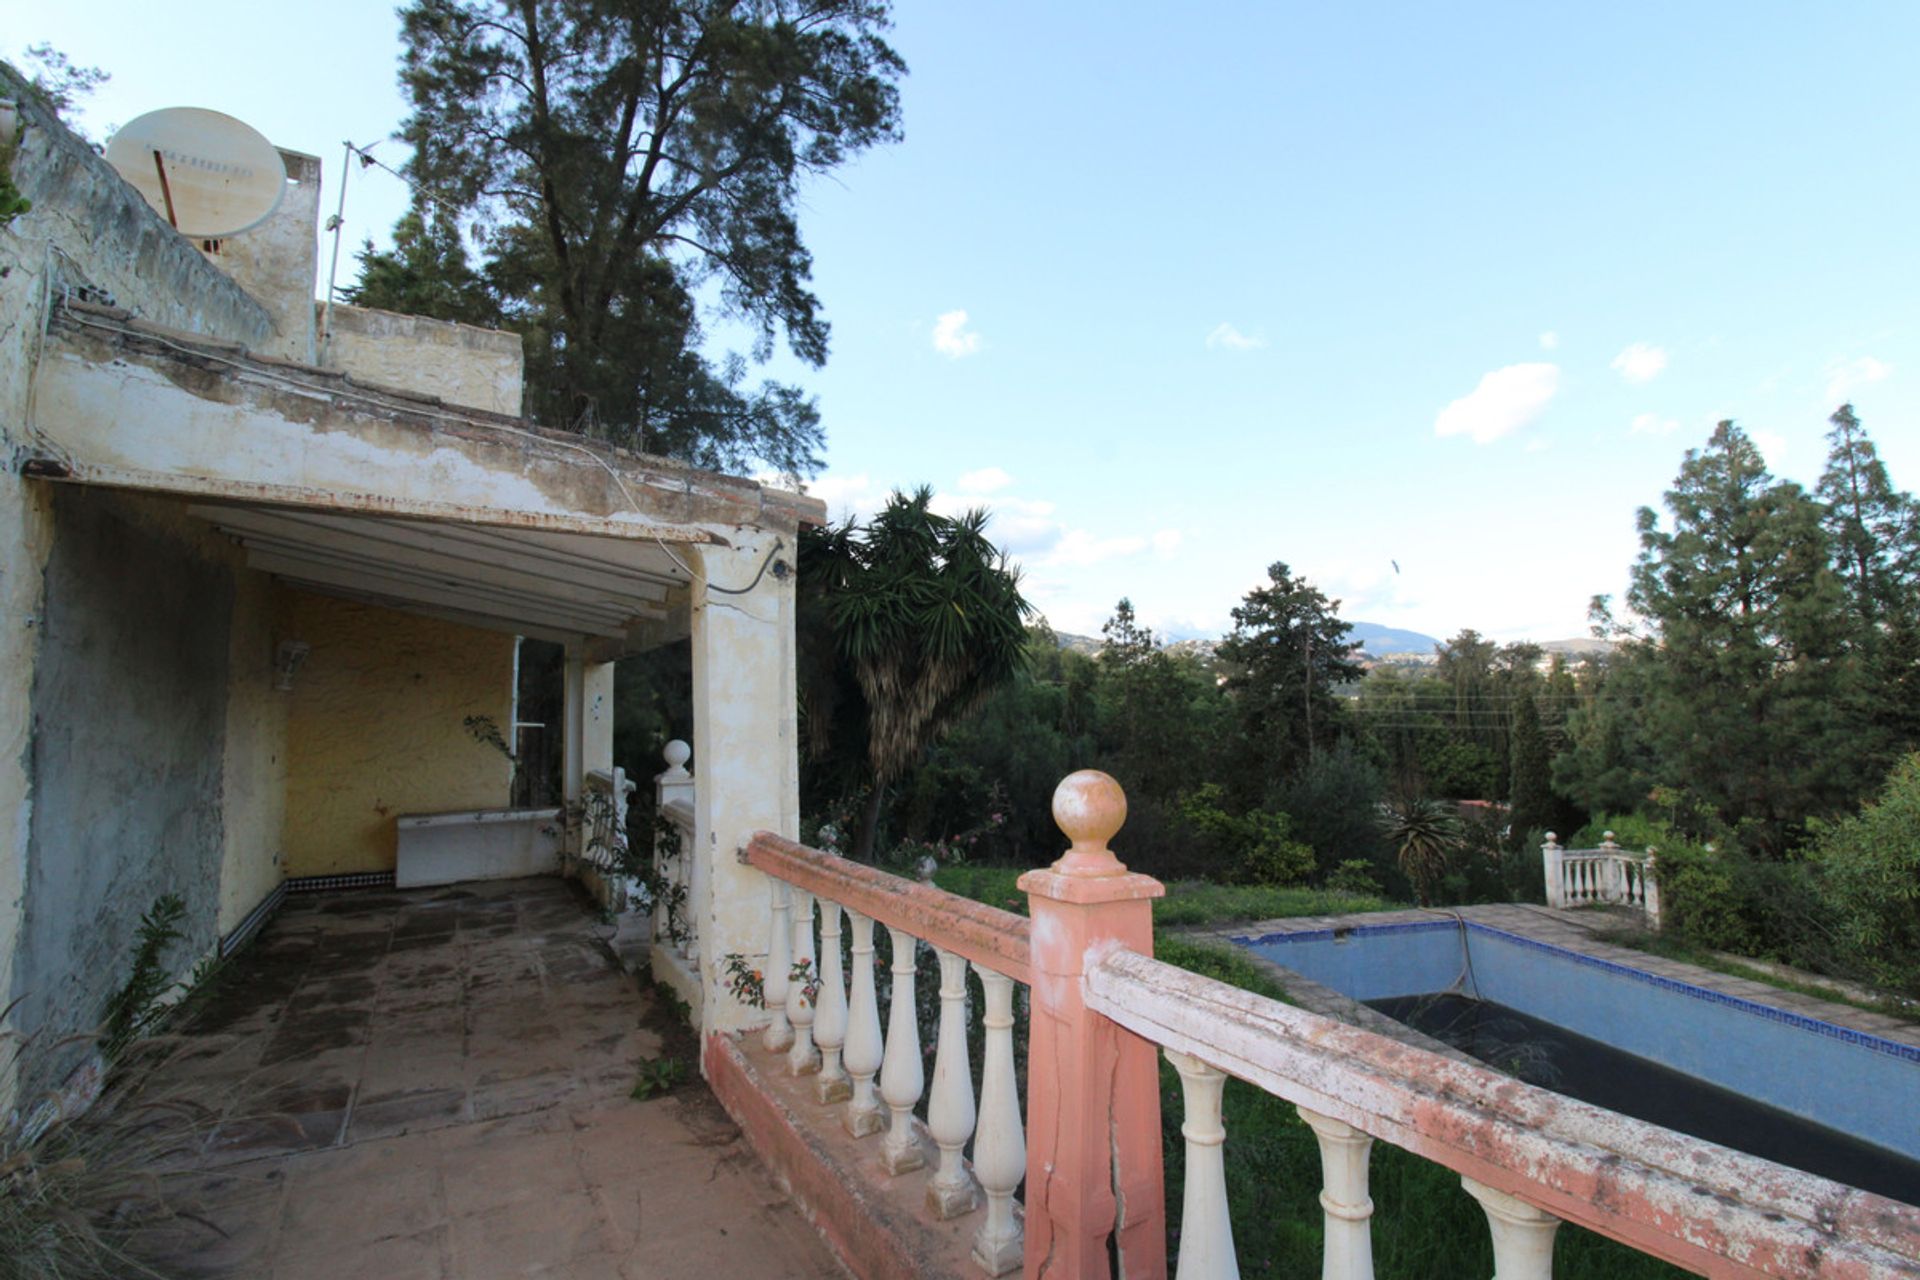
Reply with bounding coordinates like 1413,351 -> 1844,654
562,644 -> 586,809
688,532 -> 799,1035
1020,770 -> 1168,1280
582,660 -> 614,778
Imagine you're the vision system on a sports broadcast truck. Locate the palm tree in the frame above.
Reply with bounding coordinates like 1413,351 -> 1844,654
799,488 -> 1031,862
1377,796 -> 1465,906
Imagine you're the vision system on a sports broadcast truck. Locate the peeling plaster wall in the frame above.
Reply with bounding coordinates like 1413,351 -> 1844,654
0,67 -> 275,1082
10,489 -> 236,1068
211,149 -> 322,363
281,592 -> 515,876
322,303 -> 525,417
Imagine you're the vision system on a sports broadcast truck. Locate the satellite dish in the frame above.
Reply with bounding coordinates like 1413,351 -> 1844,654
106,107 -> 286,238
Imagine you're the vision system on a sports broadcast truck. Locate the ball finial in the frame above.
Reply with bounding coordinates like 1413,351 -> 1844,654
662,739 -> 692,778
1050,770 -> 1128,876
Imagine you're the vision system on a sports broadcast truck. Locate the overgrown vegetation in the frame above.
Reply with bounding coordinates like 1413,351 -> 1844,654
2,886 -> 217,1279
0,1034 -> 205,1280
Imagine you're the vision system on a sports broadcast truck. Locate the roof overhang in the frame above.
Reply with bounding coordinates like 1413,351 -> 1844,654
24,301 -> 824,655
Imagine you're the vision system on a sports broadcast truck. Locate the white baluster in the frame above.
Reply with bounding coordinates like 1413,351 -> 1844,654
926,946 -> 981,1218
971,963 -> 1024,1276
1297,1108 -> 1374,1280
1643,850 -> 1663,930
786,888 -> 820,1075
814,897 -> 850,1103
842,910 -> 885,1137
878,925 -> 925,1174
762,879 -> 793,1052
1461,1177 -> 1561,1280
1167,1049 -> 1238,1280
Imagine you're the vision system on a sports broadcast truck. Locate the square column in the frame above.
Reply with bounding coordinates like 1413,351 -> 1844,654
688,533 -> 799,1035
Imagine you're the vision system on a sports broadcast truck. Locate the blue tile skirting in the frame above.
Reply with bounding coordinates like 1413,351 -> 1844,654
1232,919 -> 1920,1066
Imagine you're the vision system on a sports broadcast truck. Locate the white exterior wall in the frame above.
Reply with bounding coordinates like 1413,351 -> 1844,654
689,533 -> 801,1033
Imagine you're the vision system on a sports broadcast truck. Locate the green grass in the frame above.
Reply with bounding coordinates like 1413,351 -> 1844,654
938,864 -> 1685,1279
931,865 -> 1398,928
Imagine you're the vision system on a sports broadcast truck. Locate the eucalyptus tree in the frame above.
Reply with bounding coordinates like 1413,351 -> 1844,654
360,0 -> 905,474
799,488 -> 1031,862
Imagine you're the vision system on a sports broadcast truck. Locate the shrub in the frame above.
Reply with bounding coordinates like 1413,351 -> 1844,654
1805,754 -> 1920,995
1178,784 -> 1315,886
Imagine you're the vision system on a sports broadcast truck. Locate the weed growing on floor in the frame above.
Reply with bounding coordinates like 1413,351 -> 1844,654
1,1013 -> 217,1280
630,1055 -> 688,1100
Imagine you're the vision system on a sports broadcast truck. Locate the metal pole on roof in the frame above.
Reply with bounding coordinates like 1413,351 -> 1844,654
318,140 -> 353,367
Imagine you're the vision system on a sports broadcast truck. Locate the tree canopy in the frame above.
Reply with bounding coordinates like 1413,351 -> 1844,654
352,0 -> 906,475
798,487 -> 1031,860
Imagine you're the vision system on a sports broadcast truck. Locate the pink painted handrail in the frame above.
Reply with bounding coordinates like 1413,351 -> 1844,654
1085,944 -> 1920,1279
744,831 -> 1032,986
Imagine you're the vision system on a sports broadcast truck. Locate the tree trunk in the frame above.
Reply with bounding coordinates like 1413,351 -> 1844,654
851,782 -> 886,864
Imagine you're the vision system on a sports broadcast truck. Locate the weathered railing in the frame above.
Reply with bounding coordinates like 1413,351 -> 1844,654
1092,943 -> 1920,1278
655,740 -> 697,970
742,833 -> 1033,1275
581,766 -> 637,877
727,774 -> 1918,1279
1543,831 -> 1661,926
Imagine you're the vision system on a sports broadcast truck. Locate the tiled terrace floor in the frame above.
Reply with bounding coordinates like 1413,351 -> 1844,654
143,877 -> 843,1280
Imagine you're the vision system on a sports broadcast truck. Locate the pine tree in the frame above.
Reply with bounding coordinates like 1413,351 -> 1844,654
1627,421 -> 1852,849
1216,562 -> 1363,791
1507,690 -> 1553,849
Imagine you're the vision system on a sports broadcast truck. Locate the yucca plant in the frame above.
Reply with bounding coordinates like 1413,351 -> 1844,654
1377,796 -> 1466,906
799,486 -> 1032,862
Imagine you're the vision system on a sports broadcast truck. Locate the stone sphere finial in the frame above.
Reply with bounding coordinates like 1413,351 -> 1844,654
662,739 -> 691,778
1544,832 -> 1558,845
1051,770 -> 1128,876
1602,830 -> 1617,845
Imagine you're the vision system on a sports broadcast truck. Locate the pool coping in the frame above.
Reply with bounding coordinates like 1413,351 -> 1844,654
1185,902 -> 1920,1056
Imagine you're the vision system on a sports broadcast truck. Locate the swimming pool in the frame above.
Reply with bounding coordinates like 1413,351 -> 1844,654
1234,919 -> 1920,1177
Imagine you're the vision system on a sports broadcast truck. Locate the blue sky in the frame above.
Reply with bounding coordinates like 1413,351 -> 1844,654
9,1 -> 1917,642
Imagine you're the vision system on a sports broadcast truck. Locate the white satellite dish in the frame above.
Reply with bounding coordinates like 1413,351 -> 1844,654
106,107 -> 286,238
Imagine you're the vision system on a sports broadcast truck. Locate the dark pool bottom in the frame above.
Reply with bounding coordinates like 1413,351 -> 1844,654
1367,993 -> 1920,1207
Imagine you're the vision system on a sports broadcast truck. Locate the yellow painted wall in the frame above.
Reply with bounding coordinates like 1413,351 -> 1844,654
281,593 -> 515,876
216,573 -> 291,934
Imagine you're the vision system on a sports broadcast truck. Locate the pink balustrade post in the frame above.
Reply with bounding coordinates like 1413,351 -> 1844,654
1020,771 -> 1168,1280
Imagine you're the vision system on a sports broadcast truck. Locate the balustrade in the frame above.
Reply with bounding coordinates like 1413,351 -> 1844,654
741,831 -> 1034,1275
1542,830 -> 1661,926
654,740 -> 697,964
719,774 -> 1913,1280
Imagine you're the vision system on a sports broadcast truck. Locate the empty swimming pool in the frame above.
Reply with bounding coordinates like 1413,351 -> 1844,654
1235,918 -> 1920,1204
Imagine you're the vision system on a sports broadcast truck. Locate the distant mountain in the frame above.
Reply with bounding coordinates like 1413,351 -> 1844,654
1540,637 -> 1615,657
1346,622 -> 1440,656
1052,622 -> 1605,661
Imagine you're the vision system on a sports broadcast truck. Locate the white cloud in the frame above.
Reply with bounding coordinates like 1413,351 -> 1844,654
932,310 -> 981,359
1151,529 -> 1182,560
957,466 -> 1013,493
1538,330 -> 1560,350
1433,363 -> 1560,444
1824,355 -> 1891,403
1611,342 -> 1668,384
801,471 -> 883,524
1630,412 -> 1680,436
1046,529 -> 1149,567
1205,322 -> 1266,352
1752,429 -> 1790,467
